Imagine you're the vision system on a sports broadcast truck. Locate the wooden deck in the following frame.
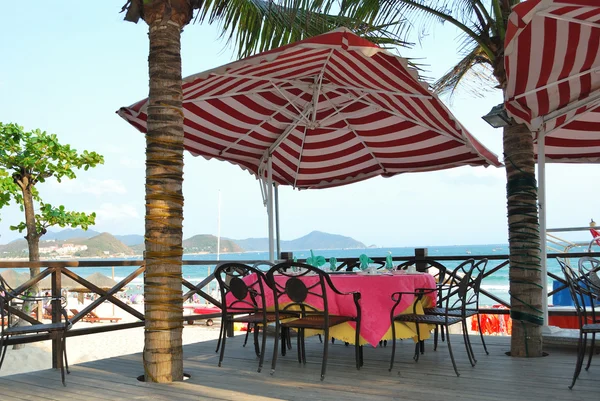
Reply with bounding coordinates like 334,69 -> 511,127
1,333 -> 597,400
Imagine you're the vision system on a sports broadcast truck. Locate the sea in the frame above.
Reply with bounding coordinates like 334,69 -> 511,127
9,243 -> 581,307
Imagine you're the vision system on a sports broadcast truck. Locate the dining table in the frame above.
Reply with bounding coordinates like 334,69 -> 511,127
238,271 -> 437,347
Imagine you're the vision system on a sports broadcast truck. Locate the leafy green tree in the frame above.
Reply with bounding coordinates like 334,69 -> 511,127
0,122 -> 104,280
333,0 -> 543,357
120,0 -> 405,382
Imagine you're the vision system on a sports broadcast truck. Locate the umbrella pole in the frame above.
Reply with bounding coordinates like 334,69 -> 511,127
275,184 -> 281,259
538,129 -> 549,328
267,157 -> 275,262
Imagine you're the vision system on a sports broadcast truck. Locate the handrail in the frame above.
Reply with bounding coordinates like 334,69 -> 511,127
2,251 -> 600,364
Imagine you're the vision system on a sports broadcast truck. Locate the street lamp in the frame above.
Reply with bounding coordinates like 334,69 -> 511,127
482,103 -> 512,128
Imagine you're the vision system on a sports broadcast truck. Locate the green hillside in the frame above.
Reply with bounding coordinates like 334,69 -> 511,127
183,235 -> 244,254
72,233 -> 135,257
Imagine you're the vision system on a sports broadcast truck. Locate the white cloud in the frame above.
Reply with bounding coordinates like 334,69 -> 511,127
119,157 -> 144,169
95,203 -> 140,222
50,178 -> 127,195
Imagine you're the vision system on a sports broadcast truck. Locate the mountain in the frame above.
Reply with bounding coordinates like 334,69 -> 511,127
44,228 -> 101,241
233,231 -> 365,251
0,229 -> 365,257
71,233 -> 135,257
114,234 -> 144,246
0,239 -> 29,257
183,235 -> 244,254
0,232 -> 135,258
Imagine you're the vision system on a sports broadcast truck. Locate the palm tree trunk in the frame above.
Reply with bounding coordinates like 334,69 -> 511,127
143,15 -> 186,383
503,123 -> 544,357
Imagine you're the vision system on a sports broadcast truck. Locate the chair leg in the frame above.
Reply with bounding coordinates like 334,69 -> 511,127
433,326 -> 439,350
270,322 -> 280,376
253,324 -> 260,357
0,335 -> 8,370
243,323 -> 252,347
63,333 -> 70,375
462,320 -> 476,366
413,323 -> 422,361
321,327 -> 329,381
389,321 -> 397,372
215,316 -> 225,353
258,321 -> 268,373
296,329 -> 302,364
56,333 -> 66,386
570,331 -> 587,389
281,326 -> 287,356
301,329 -> 307,364
286,327 -> 292,350
355,320 -> 361,370
445,325 -> 460,377
585,333 -> 595,371
476,314 -> 489,355
218,324 -> 228,368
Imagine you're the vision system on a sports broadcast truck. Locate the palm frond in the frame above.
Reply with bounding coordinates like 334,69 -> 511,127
431,44 -> 495,99
193,0 -> 409,58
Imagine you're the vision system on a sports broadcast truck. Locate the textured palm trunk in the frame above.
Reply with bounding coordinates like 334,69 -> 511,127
503,123 -> 544,357
143,14 -> 186,382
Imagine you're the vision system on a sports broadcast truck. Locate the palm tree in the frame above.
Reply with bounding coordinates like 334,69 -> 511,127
336,0 -> 543,357
119,0 -> 406,382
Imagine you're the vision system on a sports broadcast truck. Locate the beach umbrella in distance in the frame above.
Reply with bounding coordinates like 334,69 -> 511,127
118,28 -> 502,260
504,0 -> 600,322
38,274 -> 79,291
67,272 -> 120,293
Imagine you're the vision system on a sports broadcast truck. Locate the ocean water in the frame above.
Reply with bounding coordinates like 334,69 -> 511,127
12,243 -> 584,306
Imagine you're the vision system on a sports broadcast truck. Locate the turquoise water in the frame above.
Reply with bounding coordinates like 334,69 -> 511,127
12,243 -> 587,306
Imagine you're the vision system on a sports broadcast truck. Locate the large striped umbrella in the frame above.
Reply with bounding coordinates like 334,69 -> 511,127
118,28 -> 500,259
504,0 -> 600,323
505,0 -> 600,162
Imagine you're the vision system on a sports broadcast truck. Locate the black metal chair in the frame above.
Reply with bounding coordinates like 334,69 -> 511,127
266,261 -> 362,381
389,259 -> 476,377
0,275 -> 71,385
559,258 -> 600,389
425,259 -> 489,358
214,262 -> 278,373
578,256 -> 600,297
577,257 -> 600,373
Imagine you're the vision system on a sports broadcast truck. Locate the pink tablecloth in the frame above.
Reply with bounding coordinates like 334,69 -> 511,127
235,272 -> 437,347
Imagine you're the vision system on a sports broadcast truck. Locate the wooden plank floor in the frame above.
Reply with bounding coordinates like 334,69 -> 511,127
0,333 -> 598,400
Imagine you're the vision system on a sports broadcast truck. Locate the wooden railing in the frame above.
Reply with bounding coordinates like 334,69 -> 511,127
2,251 -> 599,366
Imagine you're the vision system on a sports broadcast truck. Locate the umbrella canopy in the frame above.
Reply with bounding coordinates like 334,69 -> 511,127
68,272 -> 120,293
119,28 -> 500,191
38,274 -> 79,291
504,0 -> 600,325
504,0 -> 600,162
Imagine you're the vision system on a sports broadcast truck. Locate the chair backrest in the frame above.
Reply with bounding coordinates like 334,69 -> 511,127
559,259 -> 597,328
266,261 -> 352,320
337,259 -> 386,272
578,257 -> 600,297
214,262 -> 268,315
467,259 -> 488,309
441,259 -> 476,312
252,261 -> 276,272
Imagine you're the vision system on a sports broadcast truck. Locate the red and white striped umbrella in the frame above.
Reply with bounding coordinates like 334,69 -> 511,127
118,28 -> 500,190
505,0 -> 600,162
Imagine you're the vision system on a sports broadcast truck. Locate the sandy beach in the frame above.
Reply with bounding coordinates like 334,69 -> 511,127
0,298 -> 225,377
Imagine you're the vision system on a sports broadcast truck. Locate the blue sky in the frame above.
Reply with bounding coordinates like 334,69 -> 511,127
0,1 -> 598,247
